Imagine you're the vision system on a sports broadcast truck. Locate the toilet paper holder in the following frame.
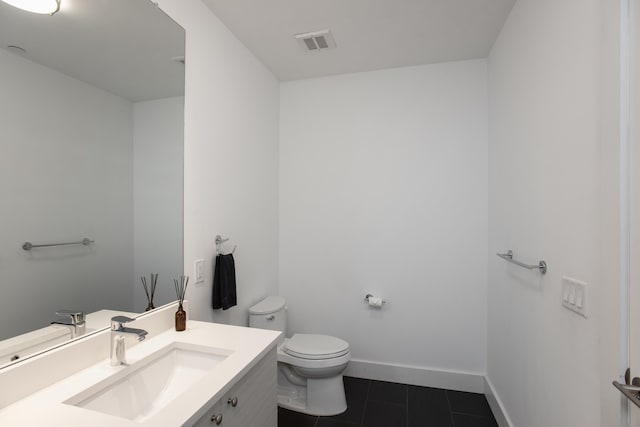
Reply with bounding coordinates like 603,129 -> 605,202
364,294 -> 386,305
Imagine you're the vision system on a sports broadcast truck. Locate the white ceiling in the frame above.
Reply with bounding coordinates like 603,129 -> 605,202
202,0 -> 516,81
0,0 -> 184,102
0,0 -> 514,96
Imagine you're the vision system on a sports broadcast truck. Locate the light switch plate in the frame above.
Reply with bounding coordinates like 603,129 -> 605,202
562,276 -> 588,318
194,259 -> 205,286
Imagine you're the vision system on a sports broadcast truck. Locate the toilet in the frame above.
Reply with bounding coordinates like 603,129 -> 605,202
248,296 -> 350,416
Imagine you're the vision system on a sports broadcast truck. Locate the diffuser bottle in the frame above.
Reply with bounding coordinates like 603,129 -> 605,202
174,275 -> 189,331
175,303 -> 186,331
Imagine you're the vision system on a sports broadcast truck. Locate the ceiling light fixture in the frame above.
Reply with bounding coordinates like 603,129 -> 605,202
1,0 -> 60,15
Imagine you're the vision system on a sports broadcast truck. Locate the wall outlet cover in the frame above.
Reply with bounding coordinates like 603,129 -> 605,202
194,259 -> 205,285
561,276 -> 588,318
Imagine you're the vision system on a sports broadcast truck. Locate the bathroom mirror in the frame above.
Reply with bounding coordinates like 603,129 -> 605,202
0,0 -> 184,367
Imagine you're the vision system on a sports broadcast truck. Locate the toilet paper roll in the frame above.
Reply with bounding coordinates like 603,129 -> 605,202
368,296 -> 384,307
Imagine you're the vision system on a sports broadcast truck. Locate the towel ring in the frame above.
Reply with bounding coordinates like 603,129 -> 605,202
215,235 -> 236,255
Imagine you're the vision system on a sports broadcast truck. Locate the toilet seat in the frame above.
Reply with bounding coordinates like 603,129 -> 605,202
284,334 -> 349,360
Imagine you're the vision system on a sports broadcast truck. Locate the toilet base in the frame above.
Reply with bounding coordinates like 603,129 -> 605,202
277,367 -> 347,416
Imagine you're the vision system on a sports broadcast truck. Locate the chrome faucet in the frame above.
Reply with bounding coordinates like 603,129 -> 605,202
110,316 -> 148,366
51,309 -> 86,338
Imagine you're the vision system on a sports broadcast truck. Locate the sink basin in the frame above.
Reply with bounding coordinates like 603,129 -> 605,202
66,342 -> 232,422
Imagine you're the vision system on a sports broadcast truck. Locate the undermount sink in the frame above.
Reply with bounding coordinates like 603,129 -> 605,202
65,342 -> 232,422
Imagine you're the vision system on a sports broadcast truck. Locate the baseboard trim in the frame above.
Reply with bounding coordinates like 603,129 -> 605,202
344,359 -> 485,393
484,376 -> 513,427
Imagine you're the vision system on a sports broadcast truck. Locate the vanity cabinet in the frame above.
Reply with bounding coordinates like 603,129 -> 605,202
192,348 -> 277,427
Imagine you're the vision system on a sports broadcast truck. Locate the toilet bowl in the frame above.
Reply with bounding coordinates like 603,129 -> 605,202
248,296 -> 351,416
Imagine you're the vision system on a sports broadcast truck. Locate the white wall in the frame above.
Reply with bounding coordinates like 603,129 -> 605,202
487,0 -> 620,425
142,3 -> 626,424
0,48 -> 134,339
279,61 -> 488,383
156,0 -> 280,326
599,0 -> 623,425
133,97 -> 184,311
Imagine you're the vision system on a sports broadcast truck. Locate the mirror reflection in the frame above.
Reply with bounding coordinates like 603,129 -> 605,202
0,0 -> 184,367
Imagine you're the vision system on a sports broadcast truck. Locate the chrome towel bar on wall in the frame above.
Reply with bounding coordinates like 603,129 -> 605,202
22,238 -> 94,251
496,250 -> 547,274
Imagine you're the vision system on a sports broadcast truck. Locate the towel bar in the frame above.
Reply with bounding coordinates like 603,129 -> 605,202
22,238 -> 94,251
496,250 -> 547,274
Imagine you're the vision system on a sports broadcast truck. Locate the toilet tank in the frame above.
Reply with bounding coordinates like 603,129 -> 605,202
248,296 -> 287,337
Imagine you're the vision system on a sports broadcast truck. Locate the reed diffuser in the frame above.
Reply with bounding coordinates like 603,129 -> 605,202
140,273 -> 158,311
173,275 -> 189,331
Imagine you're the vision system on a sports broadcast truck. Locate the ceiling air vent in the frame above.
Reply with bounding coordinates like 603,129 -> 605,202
295,29 -> 336,52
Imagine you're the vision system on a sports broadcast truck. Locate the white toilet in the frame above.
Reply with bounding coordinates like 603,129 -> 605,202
248,296 -> 350,416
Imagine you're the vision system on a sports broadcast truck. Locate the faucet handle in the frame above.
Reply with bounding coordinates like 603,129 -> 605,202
111,315 -> 136,330
111,315 -> 135,323
56,310 -> 85,325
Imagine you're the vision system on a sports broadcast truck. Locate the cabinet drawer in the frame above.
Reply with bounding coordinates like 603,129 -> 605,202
224,349 -> 276,426
191,349 -> 277,427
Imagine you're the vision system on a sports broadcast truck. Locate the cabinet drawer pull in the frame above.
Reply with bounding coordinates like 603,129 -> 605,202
227,396 -> 238,407
266,315 -> 275,321
211,413 -> 223,424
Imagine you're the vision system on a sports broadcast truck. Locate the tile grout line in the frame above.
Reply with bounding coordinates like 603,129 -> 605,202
450,410 -> 496,422
445,390 -> 456,427
450,410 -> 491,416
359,379 -> 371,427
406,384 -> 409,427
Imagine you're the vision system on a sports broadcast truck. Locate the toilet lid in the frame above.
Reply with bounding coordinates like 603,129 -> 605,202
248,296 -> 286,315
284,334 -> 350,360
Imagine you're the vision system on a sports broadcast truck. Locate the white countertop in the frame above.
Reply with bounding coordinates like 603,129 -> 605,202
0,309 -> 138,367
0,320 -> 281,426
0,310 -> 138,366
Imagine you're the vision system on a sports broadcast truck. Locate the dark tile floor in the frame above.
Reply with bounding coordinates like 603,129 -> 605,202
278,377 -> 498,427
